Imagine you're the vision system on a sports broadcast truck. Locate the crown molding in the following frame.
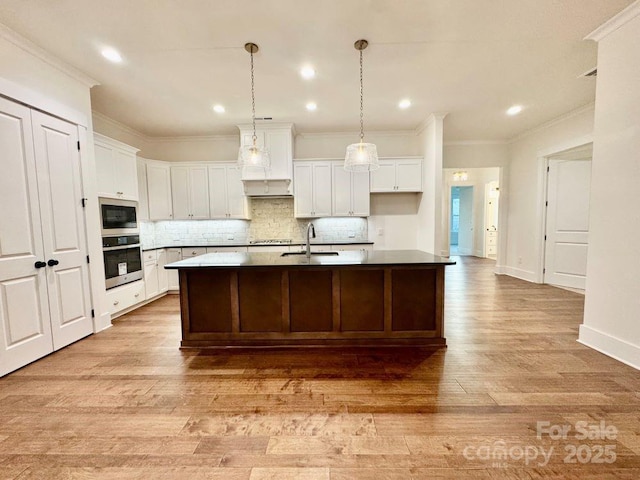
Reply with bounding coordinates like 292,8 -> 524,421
508,102 -> 595,144
296,129 -> 417,139
415,113 -> 448,135
152,134 -> 239,143
585,1 -> 640,42
0,22 -> 98,88
444,140 -> 508,146
92,110 -> 147,139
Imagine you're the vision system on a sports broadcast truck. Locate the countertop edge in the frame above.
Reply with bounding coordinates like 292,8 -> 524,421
143,241 -> 375,251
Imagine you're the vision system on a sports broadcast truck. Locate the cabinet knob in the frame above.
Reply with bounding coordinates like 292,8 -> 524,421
113,300 -> 119,305
117,191 -> 124,195
134,293 -> 140,297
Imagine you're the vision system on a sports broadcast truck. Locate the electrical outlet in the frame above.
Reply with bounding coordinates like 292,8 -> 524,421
227,235 -> 234,240
348,231 -> 355,238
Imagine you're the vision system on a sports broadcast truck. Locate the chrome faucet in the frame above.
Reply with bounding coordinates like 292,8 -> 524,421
305,222 -> 316,258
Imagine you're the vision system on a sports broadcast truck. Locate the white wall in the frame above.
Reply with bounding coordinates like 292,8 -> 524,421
580,3 -> 640,370
503,105 -> 595,282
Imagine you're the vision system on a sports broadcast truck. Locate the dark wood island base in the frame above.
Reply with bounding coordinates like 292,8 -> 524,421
168,250 -> 454,349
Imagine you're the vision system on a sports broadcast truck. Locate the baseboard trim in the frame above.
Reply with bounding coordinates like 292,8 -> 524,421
95,313 -> 112,333
498,266 -> 539,283
578,325 -> 640,371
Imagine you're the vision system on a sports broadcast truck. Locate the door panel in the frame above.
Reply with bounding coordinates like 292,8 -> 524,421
351,171 -> 370,216
332,163 -> 352,216
170,167 -> 190,219
313,163 -> 332,217
396,161 -> 422,192
225,167 -> 247,218
294,164 -> 313,216
189,166 -> 210,219
31,111 -> 93,350
370,161 -> 396,192
0,98 -> 53,376
544,159 -> 591,289
208,165 -> 228,218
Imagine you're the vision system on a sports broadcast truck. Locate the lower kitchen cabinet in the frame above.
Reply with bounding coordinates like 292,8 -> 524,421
143,249 -> 169,300
166,249 -> 181,291
105,280 -> 146,317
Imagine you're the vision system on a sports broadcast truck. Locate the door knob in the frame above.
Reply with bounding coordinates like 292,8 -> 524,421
34,261 -> 47,269
47,259 -> 59,267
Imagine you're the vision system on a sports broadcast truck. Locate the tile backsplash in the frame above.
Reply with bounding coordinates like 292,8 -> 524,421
140,197 -> 368,248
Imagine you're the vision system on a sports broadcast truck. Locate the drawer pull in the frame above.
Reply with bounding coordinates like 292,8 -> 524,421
113,300 -> 119,305
134,293 -> 140,297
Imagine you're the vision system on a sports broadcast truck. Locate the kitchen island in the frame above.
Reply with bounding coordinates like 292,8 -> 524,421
165,250 -> 455,348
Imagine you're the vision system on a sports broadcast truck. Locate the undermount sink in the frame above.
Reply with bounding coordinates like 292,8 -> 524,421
281,251 -> 340,257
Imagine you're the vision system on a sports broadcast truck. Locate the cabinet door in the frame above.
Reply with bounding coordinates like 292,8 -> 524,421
370,160 -> 396,192
94,142 -> 117,196
166,249 -> 181,290
0,98 -> 54,376
137,159 -> 149,221
144,261 -> 159,299
208,165 -> 228,218
31,111 -> 93,351
294,163 -> 314,217
114,150 -> 138,200
240,131 -> 267,181
188,166 -> 210,219
312,163 -> 332,217
332,163 -> 353,216
351,171 -> 370,216
225,167 -> 248,219
147,163 -> 173,220
157,249 -> 169,293
395,160 -> 422,192
170,167 -> 191,219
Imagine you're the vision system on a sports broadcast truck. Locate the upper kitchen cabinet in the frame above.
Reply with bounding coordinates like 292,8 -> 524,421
293,161 -> 332,218
208,164 -> 250,219
331,162 -> 370,217
171,165 -> 210,220
370,157 -> 423,192
238,123 -> 294,195
136,158 -> 149,221
145,159 -> 173,220
94,133 -> 140,200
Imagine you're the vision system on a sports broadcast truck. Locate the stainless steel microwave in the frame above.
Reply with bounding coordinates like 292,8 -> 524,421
99,198 -> 138,236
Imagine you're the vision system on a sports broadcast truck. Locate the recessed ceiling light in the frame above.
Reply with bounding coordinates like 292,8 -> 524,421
213,104 -> 225,113
507,105 -> 523,116
399,99 -> 411,109
101,47 -> 122,63
300,66 -> 316,79
306,102 -> 317,111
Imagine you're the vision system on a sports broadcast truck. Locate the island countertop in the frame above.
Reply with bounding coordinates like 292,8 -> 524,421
164,249 -> 455,269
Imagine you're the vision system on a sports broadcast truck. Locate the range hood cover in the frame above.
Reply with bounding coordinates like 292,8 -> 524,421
242,178 -> 292,197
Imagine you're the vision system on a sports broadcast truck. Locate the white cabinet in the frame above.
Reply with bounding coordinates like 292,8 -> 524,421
143,249 -> 168,300
137,158 -> 149,221
207,246 -> 249,253
171,165 -> 210,220
94,133 -> 139,200
208,164 -> 250,219
293,162 -> 332,218
105,280 -> 146,317
0,98 -> 94,376
239,124 -> 294,182
247,245 -> 291,253
485,230 -> 498,259
331,162 -> 370,217
145,160 -> 173,220
166,248 -> 181,291
370,158 -> 423,192
182,247 -> 207,258
332,244 -> 373,252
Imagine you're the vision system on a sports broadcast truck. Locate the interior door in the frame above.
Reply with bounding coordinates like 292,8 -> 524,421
544,159 -> 591,289
0,98 -> 54,376
31,111 -> 93,350
458,186 -> 474,255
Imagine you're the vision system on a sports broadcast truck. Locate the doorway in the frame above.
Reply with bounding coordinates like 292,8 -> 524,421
450,186 -> 474,255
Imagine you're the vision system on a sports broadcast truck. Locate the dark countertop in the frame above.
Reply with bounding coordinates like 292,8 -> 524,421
142,241 -> 374,252
165,250 -> 455,269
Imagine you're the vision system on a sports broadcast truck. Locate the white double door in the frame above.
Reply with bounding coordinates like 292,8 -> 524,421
544,159 -> 591,289
0,97 -> 93,376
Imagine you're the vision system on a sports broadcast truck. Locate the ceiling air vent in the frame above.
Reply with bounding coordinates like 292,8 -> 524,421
580,68 -> 597,78
255,117 -> 273,121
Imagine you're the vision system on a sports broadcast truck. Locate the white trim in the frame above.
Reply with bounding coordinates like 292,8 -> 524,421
153,133 -> 239,143
92,111 -> 147,140
578,325 -> 640,371
585,1 -> 640,42
95,314 -> 112,333
537,134 -> 594,158
508,103 -> 595,144
294,156 -> 422,162
0,76 -> 88,127
94,132 -> 139,154
415,113 -> 448,136
295,129 -> 417,138
444,140 -> 508,146
0,22 -> 98,88
500,266 -> 539,283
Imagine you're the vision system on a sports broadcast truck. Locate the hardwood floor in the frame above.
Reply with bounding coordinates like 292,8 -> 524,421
1,256 -> 638,479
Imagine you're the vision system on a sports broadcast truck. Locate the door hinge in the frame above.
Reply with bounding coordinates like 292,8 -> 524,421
81,198 -> 88,208
91,309 -> 95,318
547,166 -> 550,173
87,255 -> 90,264
545,201 -> 548,207
544,235 -> 547,241
77,141 -> 81,151
543,268 -> 546,274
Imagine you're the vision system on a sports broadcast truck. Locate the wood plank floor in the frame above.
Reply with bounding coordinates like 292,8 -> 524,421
1,256 -> 639,479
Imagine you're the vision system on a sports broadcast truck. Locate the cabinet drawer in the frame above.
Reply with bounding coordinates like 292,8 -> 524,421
106,280 -> 145,316
487,245 -> 497,255
182,247 -> 207,257
206,246 -> 249,253
143,250 -> 158,262
487,236 -> 497,246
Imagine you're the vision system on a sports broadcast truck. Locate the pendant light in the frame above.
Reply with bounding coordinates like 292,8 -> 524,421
238,42 -> 270,171
344,39 -> 379,172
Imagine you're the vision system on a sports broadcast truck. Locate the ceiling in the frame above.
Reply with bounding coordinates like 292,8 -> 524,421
0,0 -> 633,140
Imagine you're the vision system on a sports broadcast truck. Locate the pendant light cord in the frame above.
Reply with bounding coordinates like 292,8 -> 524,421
250,48 -> 257,146
359,48 -> 364,142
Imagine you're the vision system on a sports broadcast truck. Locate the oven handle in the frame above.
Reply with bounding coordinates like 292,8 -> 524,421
102,244 -> 141,252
